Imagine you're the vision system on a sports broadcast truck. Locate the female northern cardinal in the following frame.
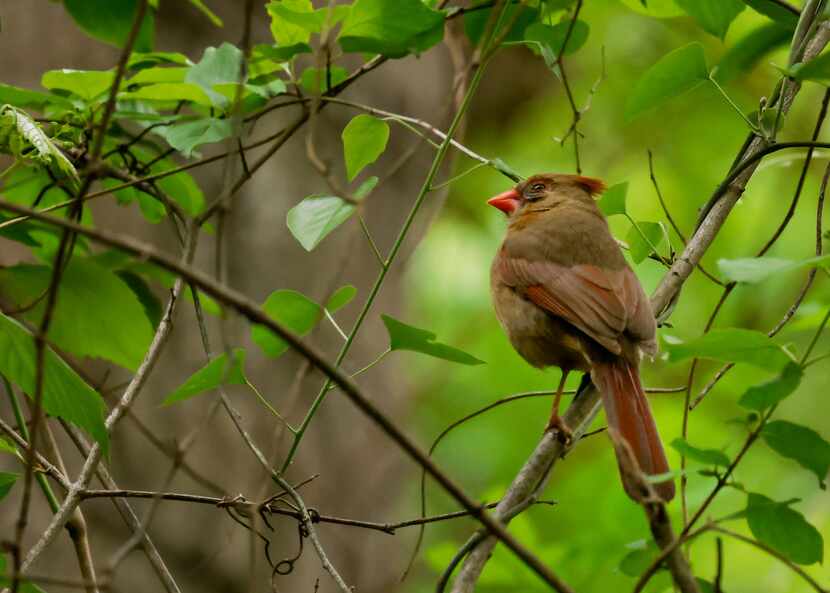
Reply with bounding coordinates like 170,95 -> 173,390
488,173 -> 675,501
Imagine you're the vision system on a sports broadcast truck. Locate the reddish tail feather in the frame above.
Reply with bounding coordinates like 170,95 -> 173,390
591,356 -> 675,502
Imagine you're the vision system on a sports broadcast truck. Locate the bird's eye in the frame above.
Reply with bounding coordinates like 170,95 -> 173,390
530,182 -> 545,192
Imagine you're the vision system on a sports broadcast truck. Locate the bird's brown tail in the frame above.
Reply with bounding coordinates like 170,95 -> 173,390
591,356 -> 675,502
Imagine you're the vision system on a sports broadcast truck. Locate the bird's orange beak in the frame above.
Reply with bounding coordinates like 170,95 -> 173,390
487,189 -> 521,215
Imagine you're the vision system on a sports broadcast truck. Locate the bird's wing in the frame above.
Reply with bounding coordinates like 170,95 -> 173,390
497,254 -> 653,355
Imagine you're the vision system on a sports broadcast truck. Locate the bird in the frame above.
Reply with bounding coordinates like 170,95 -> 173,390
488,172 -> 675,501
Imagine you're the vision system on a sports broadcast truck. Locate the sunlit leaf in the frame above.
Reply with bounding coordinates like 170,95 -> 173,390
0,313 -> 107,451
0,84 -> 71,110
670,437 -> 731,467
185,43 -> 244,107
339,0 -> 444,58
381,314 -> 484,365
41,69 -> 114,101
342,115 -> 390,181
286,195 -> 355,251
746,493 -> 823,565
251,290 -> 322,357
738,362 -> 802,410
326,285 -> 357,312
674,0 -> 744,40
763,420 -> 830,488
662,328 -> 792,370
598,182 -> 628,217
120,82 -> 213,106
625,220 -> 663,263
269,0 -> 314,47
625,43 -> 709,120
164,349 -> 247,405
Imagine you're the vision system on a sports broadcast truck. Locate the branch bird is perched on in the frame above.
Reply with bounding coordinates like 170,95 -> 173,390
488,173 -> 675,501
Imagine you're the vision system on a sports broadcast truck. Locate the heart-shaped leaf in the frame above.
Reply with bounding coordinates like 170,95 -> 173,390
287,195 -> 356,251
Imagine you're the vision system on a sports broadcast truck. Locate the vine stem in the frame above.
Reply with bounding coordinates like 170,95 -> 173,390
280,7 -> 509,474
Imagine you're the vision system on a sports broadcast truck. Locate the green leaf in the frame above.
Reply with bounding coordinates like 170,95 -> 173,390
0,259 -> 155,371
160,118 -> 233,157
251,290 -> 322,358
353,176 -> 379,201
381,314 -> 485,365
153,168 -> 205,216
128,51 -> 193,70
746,493 -> 823,565
618,540 -> 660,577
794,51 -> 830,84
465,5 -> 538,44
597,182 -> 628,217
670,437 -> 731,467
342,114 -> 390,181
339,0 -> 445,58
0,473 -> 18,500
714,24 -> 792,83
299,66 -> 349,94
763,420 -> 830,488
269,0 -> 314,47
717,254 -> 830,283
0,84 -> 71,110
64,0 -> 155,52
164,349 -> 247,405
0,313 -> 107,451
185,43 -> 244,107
674,0 -> 744,39
738,362 -> 802,411
524,20 -> 589,57
740,0 -> 799,29
254,42 -> 312,62
625,220 -> 663,263
120,82 -> 213,106
42,69 -> 115,101
625,42 -> 709,121
117,270 -> 163,327
662,328 -> 792,370
0,438 -> 16,455
286,195 -> 355,251
101,178 -> 167,223
129,66 -> 188,85
326,285 -> 357,312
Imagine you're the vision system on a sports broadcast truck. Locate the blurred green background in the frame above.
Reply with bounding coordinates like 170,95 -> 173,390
400,1 -> 830,591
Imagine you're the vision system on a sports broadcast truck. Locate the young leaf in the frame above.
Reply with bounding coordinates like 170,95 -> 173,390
251,290 -> 322,357
160,118 -> 233,157
625,43 -> 709,121
674,0 -> 744,40
269,0 -> 315,47
0,313 -> 108,451
0,473 -> 18,501
64,0 -> 155,52
286,195 -> 356,251
164,349 -> 247,405
670,437 -> 731,467
338,0 -> 445,58
0,259 -> 155,371
746,493 -> 823,565
662,328 -> 792,370
342,115 -> 390,181
523,21 -> 589,58
625,220 -> 663,264
762,420 -> 830,488
738,362 -> 802,411
41,69 -> 115,101
597,182 -> 628,217
326,285 -> 357,312
381,315 -> 485,365
714,24 -> 792,83
185,43 -> 244,107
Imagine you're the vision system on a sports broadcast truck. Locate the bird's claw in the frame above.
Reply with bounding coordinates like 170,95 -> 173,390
545,415 -> 573,445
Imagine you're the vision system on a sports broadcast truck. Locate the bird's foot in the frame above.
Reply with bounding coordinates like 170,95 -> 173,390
545,414 -> 573,445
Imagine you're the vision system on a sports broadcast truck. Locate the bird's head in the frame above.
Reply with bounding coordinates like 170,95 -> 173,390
486,173 -> 606,218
